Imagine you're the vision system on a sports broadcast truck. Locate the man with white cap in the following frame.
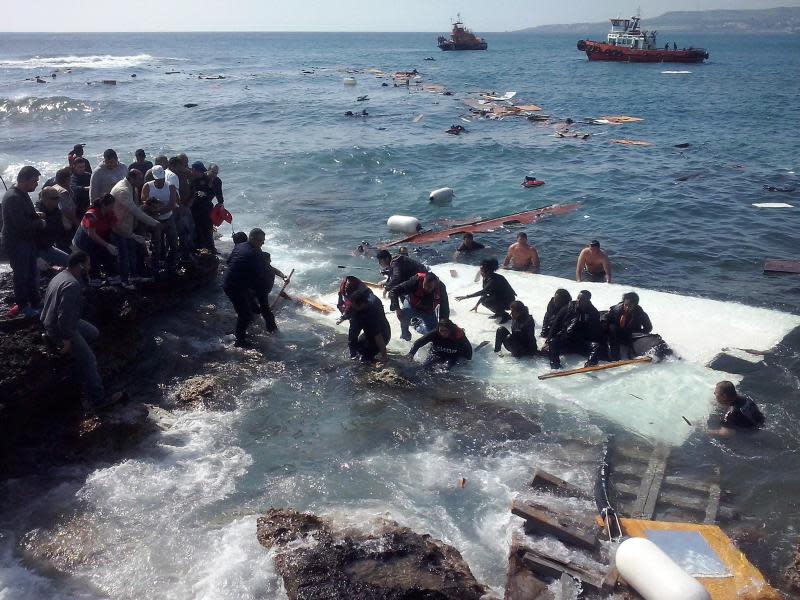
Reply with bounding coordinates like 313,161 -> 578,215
141,165 -> 178,276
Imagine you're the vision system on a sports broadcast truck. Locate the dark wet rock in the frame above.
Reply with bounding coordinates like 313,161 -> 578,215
256,508 -> 488,600
0,254 -> 219,478
172,375 -> 216,407
707,352 -> 764,374
786,541 -> 800,594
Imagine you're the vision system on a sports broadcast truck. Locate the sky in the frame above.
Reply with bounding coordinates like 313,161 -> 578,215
5,0 -> 800,32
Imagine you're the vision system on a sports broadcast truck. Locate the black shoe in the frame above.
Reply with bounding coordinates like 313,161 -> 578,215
550,360 -> 562,370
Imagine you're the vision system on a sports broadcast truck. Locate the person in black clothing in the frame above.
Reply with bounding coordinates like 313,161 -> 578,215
208,163 -> 224,204
189,161 -> 217,253
128,149 -> 153,177
540,288 -> 572,340
456,232 -> 485,254
336,275 -> 372,324
546,290 -> 601,369
494,300 -> 537,357
223,228 -> 276,347
389,271 -> 449,341
707,381 -> 765,437
376,249 -> 427,303
407,319 -> 472,370
455,257 -> 515,322
70,157 -> 92,218
35,187 -> 69,267
601,292 -> 653,361
348,287 -> 390,362
68,143 -> 91,172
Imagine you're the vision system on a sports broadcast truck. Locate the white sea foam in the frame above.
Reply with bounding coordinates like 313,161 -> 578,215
0,54 -> 154,70
316,263 -> 800,446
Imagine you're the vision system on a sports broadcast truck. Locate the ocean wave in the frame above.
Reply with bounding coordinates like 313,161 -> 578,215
0,96 -> 93,118
0,54 -> 154,70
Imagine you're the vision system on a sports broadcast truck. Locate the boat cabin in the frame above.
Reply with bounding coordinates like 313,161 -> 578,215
606,16 -> 657,50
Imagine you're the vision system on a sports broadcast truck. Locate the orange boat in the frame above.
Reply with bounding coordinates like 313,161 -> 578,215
384,203 -> 580,247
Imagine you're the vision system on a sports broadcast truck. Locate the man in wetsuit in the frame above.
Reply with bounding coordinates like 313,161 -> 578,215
707,381 -> 765,437
494,300 -> 537,357
601,291 -> 652,361
576,240 -> 612,283
388,271 -> 449,341
348,287 -> 390,363
502,232 -> 540,273
407,319 -> 472,370
546,289 -> 602,369
540,288 -> 572,341
223,228 -> 277,347
455,257 -> 515,322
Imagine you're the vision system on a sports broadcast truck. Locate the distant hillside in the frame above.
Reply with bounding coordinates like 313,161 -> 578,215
516,7 -> 800,34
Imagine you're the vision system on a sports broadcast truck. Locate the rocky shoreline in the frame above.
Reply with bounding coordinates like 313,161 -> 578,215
0,253 -> 219,479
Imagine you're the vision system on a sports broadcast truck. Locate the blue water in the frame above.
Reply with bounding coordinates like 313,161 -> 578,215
1,32 -> 800,599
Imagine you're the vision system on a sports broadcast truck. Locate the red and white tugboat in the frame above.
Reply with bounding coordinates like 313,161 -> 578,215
438,15 -> 488,51
577,15 -> 708,63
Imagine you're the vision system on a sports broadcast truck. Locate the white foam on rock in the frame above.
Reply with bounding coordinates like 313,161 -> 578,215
315,263 -> 800,446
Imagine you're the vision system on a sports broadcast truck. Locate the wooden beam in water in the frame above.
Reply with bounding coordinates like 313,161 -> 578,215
521,550 -> 607,591
538,357 -> 652,380
511,501 -> 598,551
529,468 -> 590,499
631,444 -> 670,520
764,259 -> 800,274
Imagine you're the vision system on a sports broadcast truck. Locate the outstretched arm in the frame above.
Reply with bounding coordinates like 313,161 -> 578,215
576,249 -> 586,281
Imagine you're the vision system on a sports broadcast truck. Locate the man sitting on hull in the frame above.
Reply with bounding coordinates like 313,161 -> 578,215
546,289 -> 602,370
601,291 -> 653,361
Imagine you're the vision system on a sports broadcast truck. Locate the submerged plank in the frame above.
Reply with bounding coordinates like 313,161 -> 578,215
511,500 -> 598,550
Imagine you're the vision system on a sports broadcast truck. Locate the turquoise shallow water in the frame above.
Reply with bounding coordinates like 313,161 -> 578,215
1,32 -> 800,599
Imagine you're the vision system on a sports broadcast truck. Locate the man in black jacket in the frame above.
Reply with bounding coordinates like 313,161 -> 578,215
1,166 -> 44,317
348,287 -> 390,362
376,249 -> 427,306
455,258 -> 515,322
407,319 -> 472,370
223,228 -> 276,346
602,291 -> 653,360
494,300 -> 537,357
388,271 -> 449,341
546,290 -> 601,369
540,288 -> 572,340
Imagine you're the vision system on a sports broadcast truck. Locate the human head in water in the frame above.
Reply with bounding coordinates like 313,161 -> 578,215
516,232 -> 528,244
376,249 -> 392,269
622,291 -> 639,309
577,289 -> 592,309
479,257 -> 499,277
248,228 -> 265,248
714,381 -> 737,406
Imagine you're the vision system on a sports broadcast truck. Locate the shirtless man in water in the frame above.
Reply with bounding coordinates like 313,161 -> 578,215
502,232 -> 540,273
576,240 -> 611,283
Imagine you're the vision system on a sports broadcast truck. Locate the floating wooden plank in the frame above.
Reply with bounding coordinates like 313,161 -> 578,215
610,139 -> 654,146
600,115 -> 644,123
538,357 -> 652,380
294,295 -> 335,314
530,468 -> 590,498
384,204 -> 581,247
631,444 -> 670,519
511,501 -> 598,550
505,532 -> 554,600
521,551 -> 606,591
764,259 -> 800,274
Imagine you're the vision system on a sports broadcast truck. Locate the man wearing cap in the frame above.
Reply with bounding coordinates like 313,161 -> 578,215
576,240 -> 612,283
111,169 -> 161,287
89,149 -> 127,201
189,161 -> 217,253
141,165 -> 179,276
67,144 -> 92,173
1,166 -> 45,317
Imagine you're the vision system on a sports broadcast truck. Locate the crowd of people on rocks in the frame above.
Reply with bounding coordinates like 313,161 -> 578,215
0,145 -> 227,410
1,155 -> 766,434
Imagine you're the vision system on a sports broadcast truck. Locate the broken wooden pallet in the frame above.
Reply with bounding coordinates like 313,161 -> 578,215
511,500 -> 598,551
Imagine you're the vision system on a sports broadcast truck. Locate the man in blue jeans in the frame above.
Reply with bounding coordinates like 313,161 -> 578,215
1,166 -> 45,317
388,271 -> 449,341
41,250 -> 123,410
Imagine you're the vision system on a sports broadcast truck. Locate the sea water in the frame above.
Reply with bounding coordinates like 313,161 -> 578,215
1,32 -> 800,598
